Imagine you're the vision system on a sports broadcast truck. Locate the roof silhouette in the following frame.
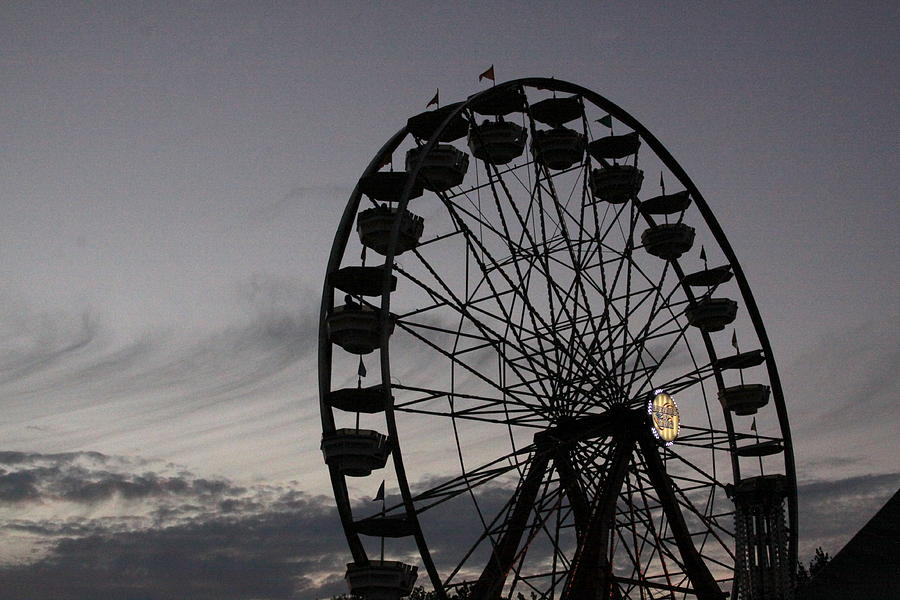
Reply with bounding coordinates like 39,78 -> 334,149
799,487 -> 900,600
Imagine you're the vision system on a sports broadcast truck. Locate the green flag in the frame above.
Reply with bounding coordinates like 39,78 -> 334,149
597,114 -> 613,128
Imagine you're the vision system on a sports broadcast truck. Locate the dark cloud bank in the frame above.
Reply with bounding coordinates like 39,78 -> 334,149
1,451 -> 897,599
0,451 -> 348,600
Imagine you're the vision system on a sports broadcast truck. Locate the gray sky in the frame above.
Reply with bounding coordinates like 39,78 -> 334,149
0,2 -> 898,598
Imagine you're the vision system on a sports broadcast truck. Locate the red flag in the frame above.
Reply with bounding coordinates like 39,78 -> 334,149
426,89 -> 439,108
479,65 -> 495,82
376,154 -> 392,169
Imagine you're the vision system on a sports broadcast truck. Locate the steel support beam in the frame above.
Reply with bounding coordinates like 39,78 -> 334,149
637,434 -> 726,600
561,438 -> 634,600
471,449 -> 551,600
553,449 -> 590,536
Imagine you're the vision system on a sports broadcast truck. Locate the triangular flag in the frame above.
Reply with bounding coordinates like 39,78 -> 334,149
426,89 -> 439,108
731,329 -> 739,350
373,481 -> 385,501
376,153 -> 392,170
358,356 -> 367,378
660,171 -> 665,194
479,65 -> 495,82
597,114 -> 613,128
699,245 -> 707,262
750,418 -> 757,432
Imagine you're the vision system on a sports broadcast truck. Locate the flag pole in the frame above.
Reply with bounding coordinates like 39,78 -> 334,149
751,418 -> 763,473
732,329 -> 745,386
357,356 -> 365,429
380,492 -> 386,562
372,481 -> 386,562
700,246 -> 710,295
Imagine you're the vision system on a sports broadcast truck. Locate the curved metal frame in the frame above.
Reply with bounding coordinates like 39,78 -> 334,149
318,77 -> 797,599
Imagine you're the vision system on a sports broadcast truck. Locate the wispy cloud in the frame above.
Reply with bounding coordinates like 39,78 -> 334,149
0,275 -> 322,484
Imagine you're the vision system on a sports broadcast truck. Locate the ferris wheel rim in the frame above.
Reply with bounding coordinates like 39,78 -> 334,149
318,76 -> 797,599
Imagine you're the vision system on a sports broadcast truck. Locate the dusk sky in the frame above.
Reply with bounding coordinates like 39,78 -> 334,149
0,2 -> 897,598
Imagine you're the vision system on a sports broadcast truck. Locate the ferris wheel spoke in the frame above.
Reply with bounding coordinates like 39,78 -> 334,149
481,162 -> 572,401
438,200 -> 588,393
394,257 -> 559,404
442,194 -> 519,249
472,447 -> 553,599
406,446 -> 535,514
322,78 -> 795,600
392,383 -> 546,419
673,425 -> 766,453
587,213 -> 643,403
512,251 -> 614,381
636,437 -> 733,598
478,144 -> 615,397
392,386 -> 549,427
589,286 -> 689,404
397,267 -> 551,390
509,500 -> 572,597
612,516 -> 693,595
436,202 -> 612,408
613,263 -> 684,390
628,461 -> 683,594
638,361 -> 715,399
617,309 -> 692,395
530,170 -> 574,406
625,318 -> 699,401
473,163 -> 621,393
562,436 -> 633,600
391,319 -> 550,414
660,446 -> 732,493
606,209 -> 641,388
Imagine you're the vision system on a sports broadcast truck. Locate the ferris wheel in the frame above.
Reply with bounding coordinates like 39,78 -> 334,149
318,78 -> 797,600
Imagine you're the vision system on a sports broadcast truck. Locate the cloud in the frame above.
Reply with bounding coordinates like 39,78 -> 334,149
797,471 -> 900,559
0,299 -> 99,386
0,276 -> 322,484
2,449 -> 897,599
0,502 -> 349,600
0,471 -> 41,503
786,319 -> 899,439
0,450 -> 349,600
0,451 -> 247,514
239,185 -> 351,227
